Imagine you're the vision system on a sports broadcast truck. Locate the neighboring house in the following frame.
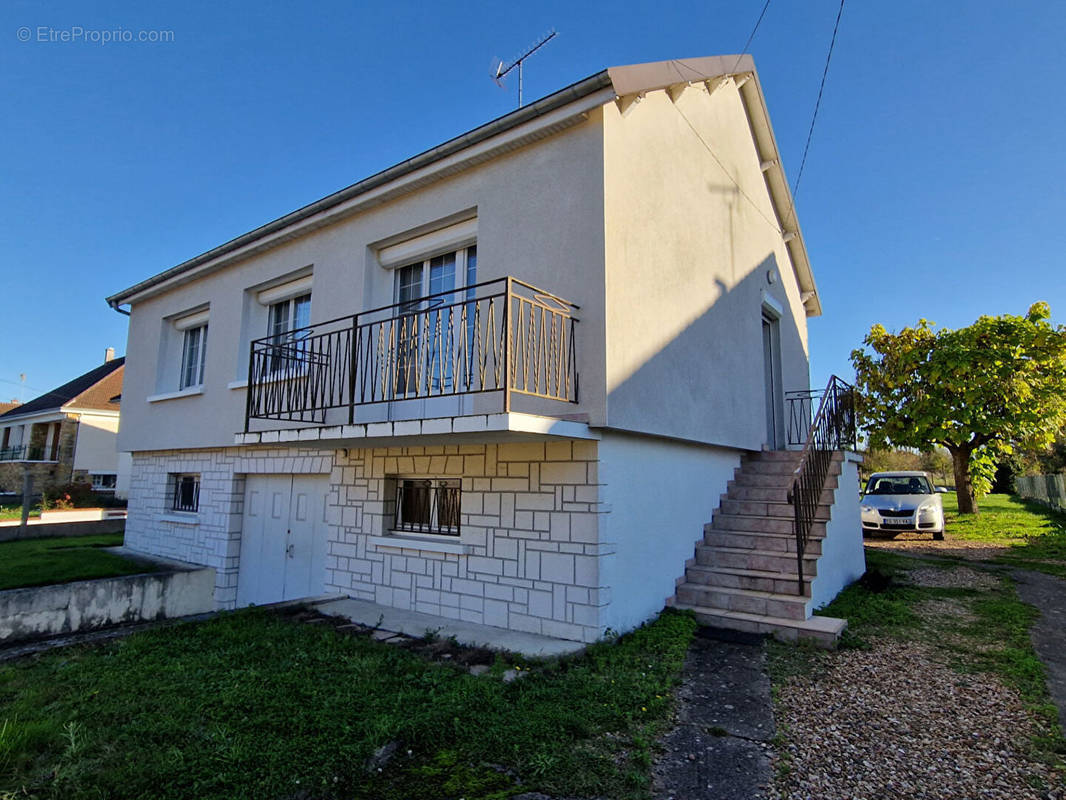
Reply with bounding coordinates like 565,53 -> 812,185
106,55 -> 863,644
0,352 -> 132,500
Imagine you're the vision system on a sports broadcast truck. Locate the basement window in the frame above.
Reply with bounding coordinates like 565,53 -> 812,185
170,474 -> 200,513
392,478 -> 461,536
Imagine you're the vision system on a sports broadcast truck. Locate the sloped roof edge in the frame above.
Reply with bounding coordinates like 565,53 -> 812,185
107,55 -> 819,315
0,359 -> 125,420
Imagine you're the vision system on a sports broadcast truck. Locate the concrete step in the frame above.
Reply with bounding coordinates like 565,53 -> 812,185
711,514 -> 826,537
675,583 -> 808,620
674,604 -> 847,648
685,564 -> 812,596
703,529 -> 823,555
732,472 -> 799,488
739,459 -> 804,475
696,544 -> 819,573
718,498 -> 831,520
726,479 -> 838,500
742,449 -> 804,462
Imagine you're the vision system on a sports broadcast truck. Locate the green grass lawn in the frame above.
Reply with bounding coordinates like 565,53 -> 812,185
943,493 -> 1066,576
0,608 -> 696,800
0,503 -> 40,521
0,533 -> 141,591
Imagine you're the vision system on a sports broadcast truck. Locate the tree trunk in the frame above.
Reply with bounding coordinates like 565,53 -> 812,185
949,446 -> 978,514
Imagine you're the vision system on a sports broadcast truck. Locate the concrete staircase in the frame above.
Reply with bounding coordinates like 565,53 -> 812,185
670,450 -> 848,647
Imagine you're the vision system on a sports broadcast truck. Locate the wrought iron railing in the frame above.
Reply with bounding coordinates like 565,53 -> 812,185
785,388 -> 822,446
245,277 -> 579,428
787,375 -> 857,594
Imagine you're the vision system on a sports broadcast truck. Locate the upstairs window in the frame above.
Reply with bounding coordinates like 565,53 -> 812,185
394,246 -> 477,394
180,324 -> 208,389
267,293 -> 311,374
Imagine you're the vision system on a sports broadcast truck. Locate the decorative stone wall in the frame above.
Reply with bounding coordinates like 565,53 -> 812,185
125,439 -> 610,642
125,447 -> 332,607
330,440 -> 609,642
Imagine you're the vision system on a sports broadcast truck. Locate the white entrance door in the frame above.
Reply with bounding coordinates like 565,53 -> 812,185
237,475 -> 329,606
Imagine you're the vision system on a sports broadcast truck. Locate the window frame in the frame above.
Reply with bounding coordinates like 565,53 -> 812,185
392,245 -> 477,395
391,477 -> 462,537
179,323 -> 208,390
266,292 -> 312,375
91,473 -> 118,492
170,473 -> 201,513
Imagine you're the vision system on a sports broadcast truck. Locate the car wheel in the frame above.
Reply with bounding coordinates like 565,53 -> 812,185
933,530 -> 945,541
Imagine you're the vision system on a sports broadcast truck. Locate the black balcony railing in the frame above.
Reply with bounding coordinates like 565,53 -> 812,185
786,375 -> 857,594
0,445 -> 52,462
245,277 -> 579,429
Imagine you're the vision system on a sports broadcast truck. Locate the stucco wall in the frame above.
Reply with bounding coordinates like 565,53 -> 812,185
808,452 -> 866,611
597,431 -> 742,633
602,80 -> 811,449
118,115 -> 607,453
72,412 -> 122,473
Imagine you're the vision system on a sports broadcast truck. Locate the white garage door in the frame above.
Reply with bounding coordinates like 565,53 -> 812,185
237,475 -> 329,607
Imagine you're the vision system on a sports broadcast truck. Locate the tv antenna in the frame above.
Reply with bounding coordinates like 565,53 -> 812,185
493,30 -> 557,108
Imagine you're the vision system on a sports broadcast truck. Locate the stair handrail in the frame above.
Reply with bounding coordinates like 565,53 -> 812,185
787,375 -> 857,595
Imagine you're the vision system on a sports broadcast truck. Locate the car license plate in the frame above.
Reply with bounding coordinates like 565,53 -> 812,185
882,517 -> 912,526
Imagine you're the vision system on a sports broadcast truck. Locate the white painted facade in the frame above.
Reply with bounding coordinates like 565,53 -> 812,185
110,57 -> 859,642
808,452 -> 866,612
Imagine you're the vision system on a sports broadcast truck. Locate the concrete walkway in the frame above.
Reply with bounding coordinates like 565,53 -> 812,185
1013,569 -> 1066,733
652,631 -> 774,800
314,597 -> 586,658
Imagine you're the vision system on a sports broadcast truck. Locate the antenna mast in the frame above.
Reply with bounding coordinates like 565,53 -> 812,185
494,30 -> 557,108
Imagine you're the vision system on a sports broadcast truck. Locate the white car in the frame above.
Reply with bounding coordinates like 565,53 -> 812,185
861,471 -> 945,540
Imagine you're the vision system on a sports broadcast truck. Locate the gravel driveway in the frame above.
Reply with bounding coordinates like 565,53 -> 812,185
770,638 -> 1061,800
769,563 -> 1064,799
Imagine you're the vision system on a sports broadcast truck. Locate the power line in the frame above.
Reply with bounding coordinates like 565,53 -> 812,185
672,103 -> 785,236
731,0 -> 772,74
791,0 -> 845,203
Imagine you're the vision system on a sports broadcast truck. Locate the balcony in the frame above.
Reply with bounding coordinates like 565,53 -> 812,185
0,445 -> 56,463
241,277 -> 581,442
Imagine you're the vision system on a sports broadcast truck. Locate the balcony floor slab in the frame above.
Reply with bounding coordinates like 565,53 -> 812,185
236,412 -> 597,449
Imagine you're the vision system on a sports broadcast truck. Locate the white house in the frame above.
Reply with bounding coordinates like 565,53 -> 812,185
0,352 -> 132,500
107,56 -> 864,645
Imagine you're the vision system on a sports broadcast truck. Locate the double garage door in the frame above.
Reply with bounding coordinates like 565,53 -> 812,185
237,475 -> 329,607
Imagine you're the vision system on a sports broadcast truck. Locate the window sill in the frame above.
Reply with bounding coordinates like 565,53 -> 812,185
147,387 -> 204,403
158,512 -> 200,525
368,533 -> 471,555
228,371 -> 309,391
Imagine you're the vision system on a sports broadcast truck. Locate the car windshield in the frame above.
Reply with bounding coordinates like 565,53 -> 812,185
865,475 -> 933,495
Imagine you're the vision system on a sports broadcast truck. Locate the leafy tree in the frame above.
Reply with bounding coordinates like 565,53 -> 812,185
851,303 -> 1066,514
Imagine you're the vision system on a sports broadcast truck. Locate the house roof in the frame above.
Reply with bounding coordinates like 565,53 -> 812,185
107,55 -> 819,315
0,402 -> 19,416
0,359 -> 125,421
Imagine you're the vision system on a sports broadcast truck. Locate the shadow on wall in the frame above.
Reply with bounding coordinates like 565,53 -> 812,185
606,253 -> 809,450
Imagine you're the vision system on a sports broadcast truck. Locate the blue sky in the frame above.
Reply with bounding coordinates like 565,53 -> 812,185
2,0 -> 1064,401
